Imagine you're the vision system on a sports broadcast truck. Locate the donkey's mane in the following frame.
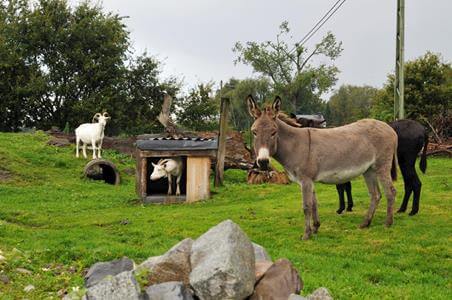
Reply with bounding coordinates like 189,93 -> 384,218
277,112 -> 301,128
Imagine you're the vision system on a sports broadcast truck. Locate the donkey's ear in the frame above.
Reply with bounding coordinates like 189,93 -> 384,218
246,95 -> 261,119
272,96 -> 281,113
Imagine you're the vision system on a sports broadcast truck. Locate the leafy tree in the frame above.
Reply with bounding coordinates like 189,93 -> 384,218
217,77 -> 271,131
122,54 -> 180,135
176,83 -> 219,131
0,0 -> 39,131
371,52 -> 451,137
0,0 -> 180,135
23,0 -> 130,132
327,85 -> 378,125
233,21 -> 342,113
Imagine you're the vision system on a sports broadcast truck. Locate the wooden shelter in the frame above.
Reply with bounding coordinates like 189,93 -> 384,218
135,135 -> 217,204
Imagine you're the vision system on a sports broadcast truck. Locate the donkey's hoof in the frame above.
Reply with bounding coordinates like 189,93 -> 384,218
346,207 -> 353,212
408,210 -> 418,216
397,208 -> 406,213
301,232 -> 311,241
359,221 -> 370,228
336,209 -> 345,214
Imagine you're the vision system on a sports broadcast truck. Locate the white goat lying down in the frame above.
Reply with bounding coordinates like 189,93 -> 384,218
75,112 -> 110,160
150,158 -> 184,196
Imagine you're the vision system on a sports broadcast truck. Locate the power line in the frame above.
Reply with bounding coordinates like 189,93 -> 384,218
290,0 -> 347,54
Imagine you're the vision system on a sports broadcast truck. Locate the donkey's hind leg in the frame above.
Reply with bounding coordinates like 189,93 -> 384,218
312,190 -> 321,233
377,170 -> 396,227
360,169 -> 381,228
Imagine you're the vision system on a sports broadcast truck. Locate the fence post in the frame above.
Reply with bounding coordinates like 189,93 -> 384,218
215,97 -> 230,187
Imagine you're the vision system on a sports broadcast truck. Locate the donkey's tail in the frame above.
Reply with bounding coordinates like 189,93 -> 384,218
391,140 -> 398,181
419,131 -> 429,174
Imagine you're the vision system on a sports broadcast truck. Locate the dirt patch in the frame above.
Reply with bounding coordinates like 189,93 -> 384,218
0,168 -> 12,182
48,130 -> 253,169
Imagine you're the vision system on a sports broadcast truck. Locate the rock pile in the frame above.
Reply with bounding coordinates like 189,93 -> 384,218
65,220 -> 332,300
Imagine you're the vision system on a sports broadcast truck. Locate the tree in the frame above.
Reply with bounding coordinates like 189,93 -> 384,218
122,54 -> 180,135
327,85 -> 378,125
233,21 -> 342,113
217,77 -> 271,131
0,0 -> 180,135
0,0 -> 39,131
371,52 -> 451,137
176,83 -> 219,131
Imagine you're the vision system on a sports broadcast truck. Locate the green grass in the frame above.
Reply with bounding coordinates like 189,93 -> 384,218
0,132 -> 450,299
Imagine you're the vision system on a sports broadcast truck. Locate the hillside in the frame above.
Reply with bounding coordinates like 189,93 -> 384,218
0,132 -> 450,299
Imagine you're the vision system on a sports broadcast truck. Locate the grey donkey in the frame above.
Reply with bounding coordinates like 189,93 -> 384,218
247,95 -> 398,240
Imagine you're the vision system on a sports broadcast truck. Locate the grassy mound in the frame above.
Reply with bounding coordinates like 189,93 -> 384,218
0,132 -> 450,299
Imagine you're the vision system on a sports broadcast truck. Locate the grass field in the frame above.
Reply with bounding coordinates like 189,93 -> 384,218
0,132 -> 450,299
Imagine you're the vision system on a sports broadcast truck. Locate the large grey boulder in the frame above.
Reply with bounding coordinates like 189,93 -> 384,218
85,257 -> 134,288
85,271 -> 141,300
144,281 -> 193,300
250,259 -> 302,300
189,220 -> 255,300
135,238 -> 193,287
252,242 -> 271,262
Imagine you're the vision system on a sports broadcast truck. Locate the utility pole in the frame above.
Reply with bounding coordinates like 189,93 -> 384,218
394,0 -> 405,120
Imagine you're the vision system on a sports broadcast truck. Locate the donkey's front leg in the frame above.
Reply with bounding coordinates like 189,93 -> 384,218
301,179 -> 314,240
176,174 -> 181,196
167,175 -> 173,195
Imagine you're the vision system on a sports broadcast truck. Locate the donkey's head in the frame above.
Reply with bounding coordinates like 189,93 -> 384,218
247,95 -> 281,170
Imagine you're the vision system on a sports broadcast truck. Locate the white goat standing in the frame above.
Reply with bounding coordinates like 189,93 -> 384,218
75,112 -> 110,160
150,158 -> 183,196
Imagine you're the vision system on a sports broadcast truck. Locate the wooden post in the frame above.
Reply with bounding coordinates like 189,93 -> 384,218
214,97 -> 230,187
394,0 -> 405,120
140,157 -> 147,199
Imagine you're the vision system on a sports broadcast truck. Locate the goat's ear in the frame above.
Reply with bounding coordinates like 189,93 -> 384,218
247,95 -> 261,119
152,163 -> 157,167
92,113 -> 101,123
272,96 -> 281,113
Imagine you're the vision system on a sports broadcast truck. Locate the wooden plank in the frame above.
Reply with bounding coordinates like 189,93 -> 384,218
186,157 -> 211,203
144,195 -> 186,204
140,157 -> 147,199
214,97 -> 230,187
138,149 -> 217,158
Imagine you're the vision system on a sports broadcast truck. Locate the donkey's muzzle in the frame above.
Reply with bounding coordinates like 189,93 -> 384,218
257,159 -> 270,171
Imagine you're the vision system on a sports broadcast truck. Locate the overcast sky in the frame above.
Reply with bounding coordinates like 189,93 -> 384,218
70,0 -> 452,97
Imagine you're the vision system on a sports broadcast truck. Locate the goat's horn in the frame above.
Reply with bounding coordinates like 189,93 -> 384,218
92,113 -> 101,122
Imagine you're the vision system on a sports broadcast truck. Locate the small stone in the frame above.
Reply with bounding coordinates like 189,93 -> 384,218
0,274 -> 10,284
307,287 -> 333,300
145,281 -> 193,300
16,268 -> 32,275
24,284 -> 35,292
85,257 -> 134,288
253,242 -> 272,262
